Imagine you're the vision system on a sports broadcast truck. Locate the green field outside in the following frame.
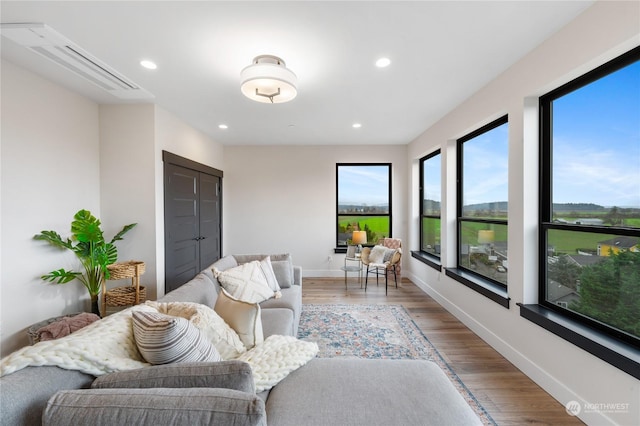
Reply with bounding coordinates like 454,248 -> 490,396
626,218 -> 640,227
547,229 -> 612,254
338,216 -> 389,240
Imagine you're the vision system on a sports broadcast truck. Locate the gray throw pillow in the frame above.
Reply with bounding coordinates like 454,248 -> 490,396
269,254 -> 294,288
92,361 -> 255,393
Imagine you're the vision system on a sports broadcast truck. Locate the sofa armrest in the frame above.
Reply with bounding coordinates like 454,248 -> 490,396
91,361 -> 255,393
43,388 -> 266,426
293,265 -> 302,286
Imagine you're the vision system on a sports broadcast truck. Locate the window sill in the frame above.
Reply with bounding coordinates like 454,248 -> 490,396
445,268 -> 510,308
410,250 -> 442,271
518,304 -> 640,380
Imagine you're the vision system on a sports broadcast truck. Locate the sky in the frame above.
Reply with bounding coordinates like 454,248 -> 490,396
338,165 -> 389,205
553,59 -> 640,208
462,123 -> 509,206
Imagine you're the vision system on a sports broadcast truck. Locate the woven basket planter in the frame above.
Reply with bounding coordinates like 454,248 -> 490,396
103,261 -> 146,312
104,285 -> 146,307
107,261 -> 146,280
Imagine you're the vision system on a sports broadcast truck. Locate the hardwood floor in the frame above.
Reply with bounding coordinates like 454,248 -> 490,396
302,277 -> 584,426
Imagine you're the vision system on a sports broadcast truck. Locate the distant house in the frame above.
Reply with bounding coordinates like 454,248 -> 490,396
597,236 -> 639,257
547,279 -> 580,308
567,254 -> 606,267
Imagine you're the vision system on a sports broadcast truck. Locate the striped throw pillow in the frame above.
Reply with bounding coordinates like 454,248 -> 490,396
132,311 -> 222,365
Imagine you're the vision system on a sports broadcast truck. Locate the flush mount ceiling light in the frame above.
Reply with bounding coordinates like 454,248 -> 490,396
375,57 -> 391,68
240,55 -> 297,104
140,60 -> 157,70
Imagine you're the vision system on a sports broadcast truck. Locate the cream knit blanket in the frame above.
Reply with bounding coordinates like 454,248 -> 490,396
0,304 -> 317,392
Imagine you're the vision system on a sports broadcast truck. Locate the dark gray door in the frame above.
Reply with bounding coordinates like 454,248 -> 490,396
164,152 -> 223,293
198,172 -> 221,270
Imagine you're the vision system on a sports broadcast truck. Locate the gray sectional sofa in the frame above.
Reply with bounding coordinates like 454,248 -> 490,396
1,253 -> 483,425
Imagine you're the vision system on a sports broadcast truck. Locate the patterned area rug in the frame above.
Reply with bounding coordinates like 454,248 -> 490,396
298,304 -> 496,425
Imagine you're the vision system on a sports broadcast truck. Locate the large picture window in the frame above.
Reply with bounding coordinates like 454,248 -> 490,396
336,163 -> 391,247
457,116 -> 509,288
540,47 -> 640,348
420,151 -> 441,258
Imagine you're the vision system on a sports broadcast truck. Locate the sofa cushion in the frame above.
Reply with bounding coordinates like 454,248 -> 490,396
131,311 -> 222,365
91,361 -> 255,393
0,366 -> 94,426
260,308 -> 295,338
146,301 -> 246,360
43,388 -> 266,426
213,261 -> 277,304
265,359 -> 482,426
259,284 -> 302,336
215,289 -> 263,349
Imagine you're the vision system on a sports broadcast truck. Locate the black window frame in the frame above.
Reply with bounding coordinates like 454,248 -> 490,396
537,46 -> 640,349
519,46 -> 640,380
415,150 -> 442,270
446,115 -> 510,308
335,163 -> 392,250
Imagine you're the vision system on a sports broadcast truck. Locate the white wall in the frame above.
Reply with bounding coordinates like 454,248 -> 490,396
1,60 -> 101,356
223,144 -> 407,276
153,106 -> 225,297
99,104 -> 157,299
406,2 -> 639,425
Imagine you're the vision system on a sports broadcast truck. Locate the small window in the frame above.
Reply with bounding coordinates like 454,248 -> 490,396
457,116 -> 509,288
420,151 -> 441,258
336,163 -> 392,247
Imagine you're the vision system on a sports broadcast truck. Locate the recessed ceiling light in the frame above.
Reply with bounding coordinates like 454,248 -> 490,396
352,123 -> 362,129
375,57 -> 391,68
140,60 -> 157,70
218,124 -> 228,129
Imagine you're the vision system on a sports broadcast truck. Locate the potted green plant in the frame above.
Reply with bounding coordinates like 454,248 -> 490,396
34,209 -> 137,317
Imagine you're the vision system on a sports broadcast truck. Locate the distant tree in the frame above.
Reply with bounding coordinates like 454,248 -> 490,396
363,223 -> 377,244
570,250 -> 640,338
605,206 -> 624,226
548,255 -> 582,290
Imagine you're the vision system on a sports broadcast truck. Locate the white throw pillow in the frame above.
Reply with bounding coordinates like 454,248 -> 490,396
213,261 -> 277,304
214,289 -> 264,349
260,256 -> 281,293
146,301 -> 246,360
368,245 -> 388,264
131,311 -> 222,365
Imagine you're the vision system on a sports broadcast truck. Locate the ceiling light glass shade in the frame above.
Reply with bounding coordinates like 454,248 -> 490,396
240,55 -> 297,104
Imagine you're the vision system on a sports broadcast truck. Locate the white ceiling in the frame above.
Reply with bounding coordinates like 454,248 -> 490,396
0,1 -> 594,146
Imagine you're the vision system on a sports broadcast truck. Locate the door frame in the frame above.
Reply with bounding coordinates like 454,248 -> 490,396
162,150 -> 223,290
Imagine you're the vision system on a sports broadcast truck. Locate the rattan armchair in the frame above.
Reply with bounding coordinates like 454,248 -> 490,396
360,244 -> 402,295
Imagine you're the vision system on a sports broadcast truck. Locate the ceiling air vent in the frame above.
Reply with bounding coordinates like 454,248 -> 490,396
0,23 -> 153,100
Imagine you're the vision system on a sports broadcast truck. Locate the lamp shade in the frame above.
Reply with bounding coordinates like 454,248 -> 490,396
351,231 -> 367,245
478,230 -> 495,244
240,55 -> 297,104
